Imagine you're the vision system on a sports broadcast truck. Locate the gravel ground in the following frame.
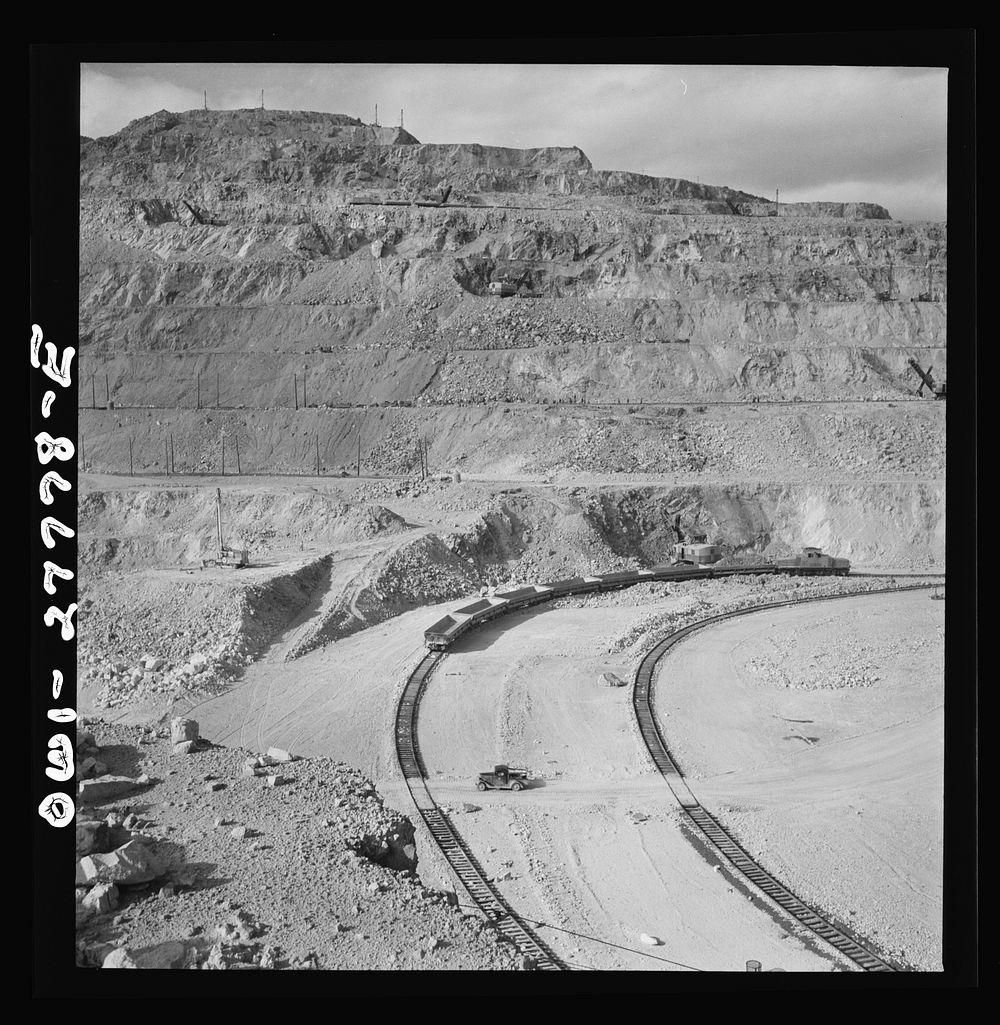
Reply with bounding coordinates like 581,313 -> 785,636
656,590 -> 944,970
74,720 -> 523,971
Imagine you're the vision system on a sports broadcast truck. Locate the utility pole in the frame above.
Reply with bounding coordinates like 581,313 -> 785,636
91,373 -> 96,410
128,437 -> 134,477
400,109 -> 404,129
374,103 -> 378,127
775,188 -> 780,216
315,435 -> 321,477
165,438 -> 170,475
197,373 -> 201,410
105,373 -> 110,408
356,428 -> 361,477
261,90 -> 265,110
217,372 -> 220,408
170,434 -> 175,475
204,90 -> 208,111
293,373 -> 298,410
235,435 -> 241,475
221,434 -> 226,476
303,368 -> 308,409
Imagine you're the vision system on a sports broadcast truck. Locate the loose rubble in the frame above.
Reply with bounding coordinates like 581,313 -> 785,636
73,719 -> 523,970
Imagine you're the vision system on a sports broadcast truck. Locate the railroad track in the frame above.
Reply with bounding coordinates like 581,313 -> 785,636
633,584 -> 937,972
394,652 -> 568,971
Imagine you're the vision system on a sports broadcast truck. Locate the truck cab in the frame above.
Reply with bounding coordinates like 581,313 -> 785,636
477,764 -> 529,791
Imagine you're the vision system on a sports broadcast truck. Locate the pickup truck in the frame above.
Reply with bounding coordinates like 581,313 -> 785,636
477,764 -> 529,791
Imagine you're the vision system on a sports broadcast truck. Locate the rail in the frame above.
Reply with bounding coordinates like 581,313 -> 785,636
394,652 -> 568,971
632,583 -> 937,972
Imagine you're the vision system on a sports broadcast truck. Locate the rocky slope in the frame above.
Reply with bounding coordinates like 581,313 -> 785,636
75,718 -> 523,970
79,109 -> 944,429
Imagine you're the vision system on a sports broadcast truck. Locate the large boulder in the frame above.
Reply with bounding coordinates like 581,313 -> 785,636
82,882 -> 119,915
103,940 -> 190,969
78,775 -> 142,804
76,839 -> 165,887
75,818 -> 113,857
170,717 -> 199,745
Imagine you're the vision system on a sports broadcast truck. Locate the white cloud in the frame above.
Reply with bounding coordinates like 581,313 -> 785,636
81,67 -> 204,138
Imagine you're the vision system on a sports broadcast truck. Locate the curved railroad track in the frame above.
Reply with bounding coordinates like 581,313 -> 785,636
394,651 -> 569,971
397,579 -> 936,972
633,583 -> 937,972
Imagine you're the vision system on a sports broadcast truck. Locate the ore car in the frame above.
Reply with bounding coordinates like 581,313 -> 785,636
424,613 -> 473,651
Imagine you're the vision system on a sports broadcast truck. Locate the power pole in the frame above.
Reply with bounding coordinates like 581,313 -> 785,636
91,373 -> 96,410
217,372 -> 220,408
303,368 -> 308,409
128,437 -> 134,477
170,434 -> 175,474
315,435 -> 321,477
400,109 -> 404,128
105,373 -> 110,407
221,434 -> 225,476
165,438 -> 170,474
775,188 -> 779,216
197,372 -> 201,410
374,103 -> 378,127
235,435 -> 241,475
204,90 -> 208,111
293,373 -> 298,410
356,428 -> 361,477
261,90 -> 265,110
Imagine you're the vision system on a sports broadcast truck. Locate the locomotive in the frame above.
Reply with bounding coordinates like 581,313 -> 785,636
424,547 -> 850,650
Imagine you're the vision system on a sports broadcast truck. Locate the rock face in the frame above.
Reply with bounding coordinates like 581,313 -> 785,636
78,107 -> 943,480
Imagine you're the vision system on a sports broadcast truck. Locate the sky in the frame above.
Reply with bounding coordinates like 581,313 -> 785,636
81,62 -> 948,222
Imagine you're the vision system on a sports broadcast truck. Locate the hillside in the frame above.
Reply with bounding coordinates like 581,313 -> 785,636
75,108 -> 946,972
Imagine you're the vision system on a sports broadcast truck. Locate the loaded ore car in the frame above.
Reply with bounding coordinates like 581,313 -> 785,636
493,583 -> 553,610
594,569 -> 656,590
545,575 -> 603,597
774,547 -> 850,576
424,613 -> 472,651
422,548 -> 852,650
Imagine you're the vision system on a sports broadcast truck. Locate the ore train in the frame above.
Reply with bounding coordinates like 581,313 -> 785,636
424,546 -> 849,650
